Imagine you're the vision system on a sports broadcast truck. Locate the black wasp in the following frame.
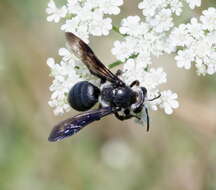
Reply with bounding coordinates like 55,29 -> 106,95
48,32 -> 160,142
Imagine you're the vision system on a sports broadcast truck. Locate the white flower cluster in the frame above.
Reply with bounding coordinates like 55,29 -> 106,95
112,15 -> 179,116
111,2 -> 215,118
46,0 -> 215,126
46,0 -> 123,43
47,48 -> 98,115
169,8 -> 216,75
138,0 -> 201,33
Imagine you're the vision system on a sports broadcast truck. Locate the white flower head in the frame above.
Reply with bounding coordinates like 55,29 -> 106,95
169,24 -> 193,47
175,49 -> 194,70
119,16 -> 148,36
187,18 -> 204,39
138,0 -> 167,17
112,38 -> 137,62
98,0 -> 124,15
47,0 -> 124,43
159,90 -> 179,114
89,16 -> 112,36
200,8 -> 216,31
46,0 -> 216,125
149,9 -> 174,33
46,0 -> 67,23
185,0 -> 201,9
67,0 -> 82,14
61,18 -> 90,43
47,57 -> 81,115
169,0 -> 183,16
172,8 -> 216,75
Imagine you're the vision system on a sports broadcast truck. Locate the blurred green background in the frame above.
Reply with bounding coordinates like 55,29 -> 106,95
0,0 -> 216,190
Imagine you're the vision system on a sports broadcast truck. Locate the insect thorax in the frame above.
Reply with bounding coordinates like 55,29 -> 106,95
99,82 -> 145,113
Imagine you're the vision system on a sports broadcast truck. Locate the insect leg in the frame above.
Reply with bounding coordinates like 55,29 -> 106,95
114,109 -> 140,121
130,80 -> 140,87
100,78 -> 106,84
147,93 -> 161,101
145,107 -> 150,131
115,69 -> 123,76
114,112 -> 133,121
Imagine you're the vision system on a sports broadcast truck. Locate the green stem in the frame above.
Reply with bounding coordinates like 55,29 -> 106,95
108,60 -> 123,69
108,54 -> 139,69
112,25 -> 128,37
112,25 -> 120,34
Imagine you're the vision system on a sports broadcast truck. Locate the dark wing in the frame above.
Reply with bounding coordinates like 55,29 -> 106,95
48,107 -> 113,142
65,32 -> 125,86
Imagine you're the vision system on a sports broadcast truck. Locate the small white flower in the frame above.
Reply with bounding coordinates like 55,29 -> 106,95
47,57 -> 55,69
191,39 -> 212,58
76,6 -> 94,22
135,53 -> 152,68
58,47 -> 75,63
185,0 -> 201,9
169,24 -> 193,47
207,63 -> 216,75
98,0 -> 123,15
200,8 -> 216,31
61,17 -> 80,33
175,49 -> 194,70
160,90 -> 179,114
61,18 -> 89,43
169,0 -> 183,16
119,16 -> 144,36
129,67 -> 167,92
138,0 -> 166,17
147,68 -> 167,86
195,61 -> 207,76
89,17 -> 112,36
111,39 -> 136,62
149,9 -> 174,33
67,0 -> 82,14
186,18 -> 204,39
46,0 -> 67,23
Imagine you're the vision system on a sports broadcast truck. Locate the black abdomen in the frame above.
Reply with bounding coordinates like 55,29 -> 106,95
68,81 -> 100,111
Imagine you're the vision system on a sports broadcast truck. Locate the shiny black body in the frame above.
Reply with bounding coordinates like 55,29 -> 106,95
101,84 -> 137,108
68,81 -> 100,111
48,32 -> 158,142
68,81 -> 137,111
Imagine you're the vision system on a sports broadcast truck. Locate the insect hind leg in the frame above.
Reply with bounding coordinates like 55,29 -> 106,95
114,112 -> 132,121
114,109 -> 141,121
130,80 -> 140,87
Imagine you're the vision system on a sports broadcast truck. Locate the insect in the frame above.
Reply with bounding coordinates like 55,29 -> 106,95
48,32 -> 160,142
